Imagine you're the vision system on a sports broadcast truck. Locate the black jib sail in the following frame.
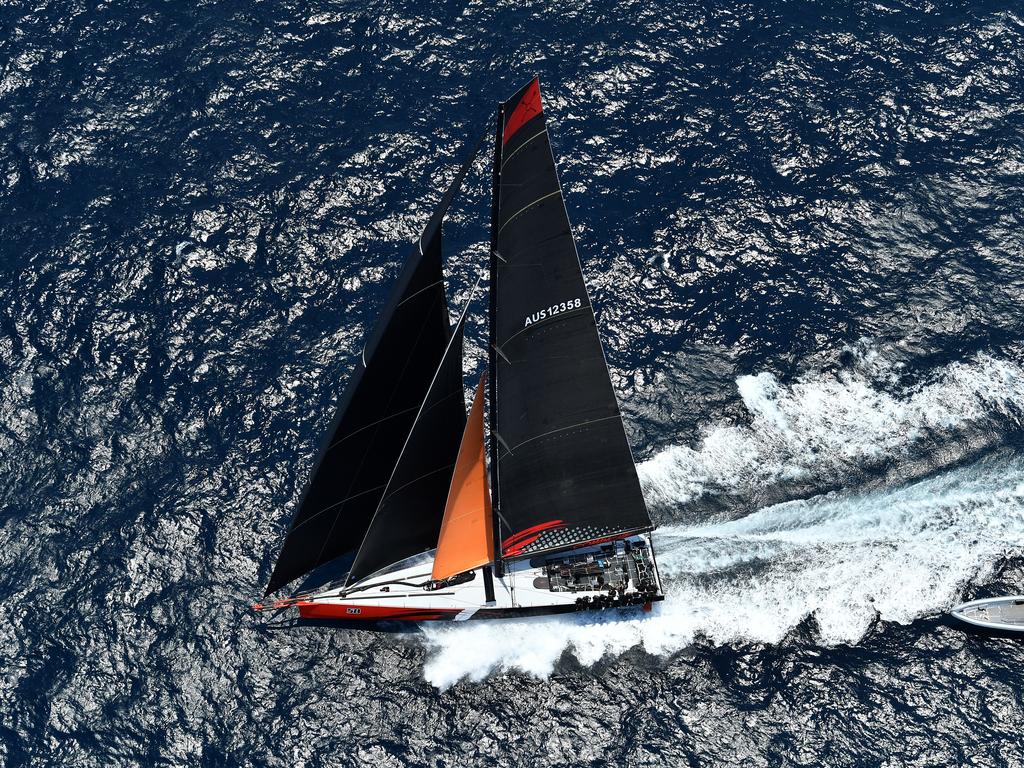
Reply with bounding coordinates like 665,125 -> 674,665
346,298 -> 471,585
264,136 -> 482,596
490,78 -> 652,559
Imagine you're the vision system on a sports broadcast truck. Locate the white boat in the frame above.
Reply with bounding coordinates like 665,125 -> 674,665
254,78 -> 665,622
290,536 -> 662,622
950,596 -> 1024,633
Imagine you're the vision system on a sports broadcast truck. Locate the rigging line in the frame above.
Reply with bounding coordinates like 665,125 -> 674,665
500,128 -> 548,170
491,343 -> 511,364
339,575 -> 435,596
286,483 -> 388,533
494,431 -> 513,456
340,591 -> 460,605
501,414 -> 623,456
495,507 -> 514,531
495,190 -> 561,236
400,387 -> 462,422
346,559 -> 449,590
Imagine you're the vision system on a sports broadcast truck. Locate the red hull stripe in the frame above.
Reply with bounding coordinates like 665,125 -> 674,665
502,78 -> 543,146
296,606 -> 456,622
298,602 -> 460,621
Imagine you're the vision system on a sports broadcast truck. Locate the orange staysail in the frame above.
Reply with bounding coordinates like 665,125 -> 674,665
432,374 -> 494,580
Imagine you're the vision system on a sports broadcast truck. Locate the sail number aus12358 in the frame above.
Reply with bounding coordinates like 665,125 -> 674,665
524,298 -> 582,328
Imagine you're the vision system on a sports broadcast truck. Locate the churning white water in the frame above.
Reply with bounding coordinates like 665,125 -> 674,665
421,353 -> 1024,688
640,350 -> 1024,509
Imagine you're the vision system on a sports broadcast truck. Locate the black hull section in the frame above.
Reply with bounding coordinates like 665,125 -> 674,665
471,593 -> 664,621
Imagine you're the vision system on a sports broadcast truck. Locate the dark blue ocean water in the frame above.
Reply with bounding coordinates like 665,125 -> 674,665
3,1 -> 1024,765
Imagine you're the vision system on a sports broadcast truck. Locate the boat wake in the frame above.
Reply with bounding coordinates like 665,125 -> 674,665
640,348 -> 1024,515
421,352 -> 1024,688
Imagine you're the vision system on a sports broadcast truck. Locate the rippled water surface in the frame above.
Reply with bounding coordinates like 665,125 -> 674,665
3,1 -> 1024,765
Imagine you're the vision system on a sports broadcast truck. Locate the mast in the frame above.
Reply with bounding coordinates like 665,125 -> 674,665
487,102 -> 504,580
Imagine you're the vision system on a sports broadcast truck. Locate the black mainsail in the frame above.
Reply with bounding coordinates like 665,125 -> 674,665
490,78 -> 653,559
264,137 -> 482,596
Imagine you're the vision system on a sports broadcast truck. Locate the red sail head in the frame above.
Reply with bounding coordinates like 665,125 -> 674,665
502,78 -> 543,146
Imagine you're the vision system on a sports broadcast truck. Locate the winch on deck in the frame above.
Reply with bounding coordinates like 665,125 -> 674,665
530,539 -> 659,607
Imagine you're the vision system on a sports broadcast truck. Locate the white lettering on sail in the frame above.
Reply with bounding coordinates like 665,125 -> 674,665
524,298 -> 583,327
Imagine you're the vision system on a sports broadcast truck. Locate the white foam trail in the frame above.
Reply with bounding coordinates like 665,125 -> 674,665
639,351 -> 1023,507
421,351 -> 1024,688
423,453 -> 1024,688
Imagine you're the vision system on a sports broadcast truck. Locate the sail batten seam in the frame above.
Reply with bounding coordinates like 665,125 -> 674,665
500,128 -> 547,169
495,190 -> 561,236
500,414 -> 623,456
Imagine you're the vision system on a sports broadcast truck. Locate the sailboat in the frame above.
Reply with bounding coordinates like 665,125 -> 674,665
255,79 -> 665,622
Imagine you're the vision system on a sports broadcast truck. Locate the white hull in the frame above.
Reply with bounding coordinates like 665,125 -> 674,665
950,596 -> 1024,633
291,534 -> 663,622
